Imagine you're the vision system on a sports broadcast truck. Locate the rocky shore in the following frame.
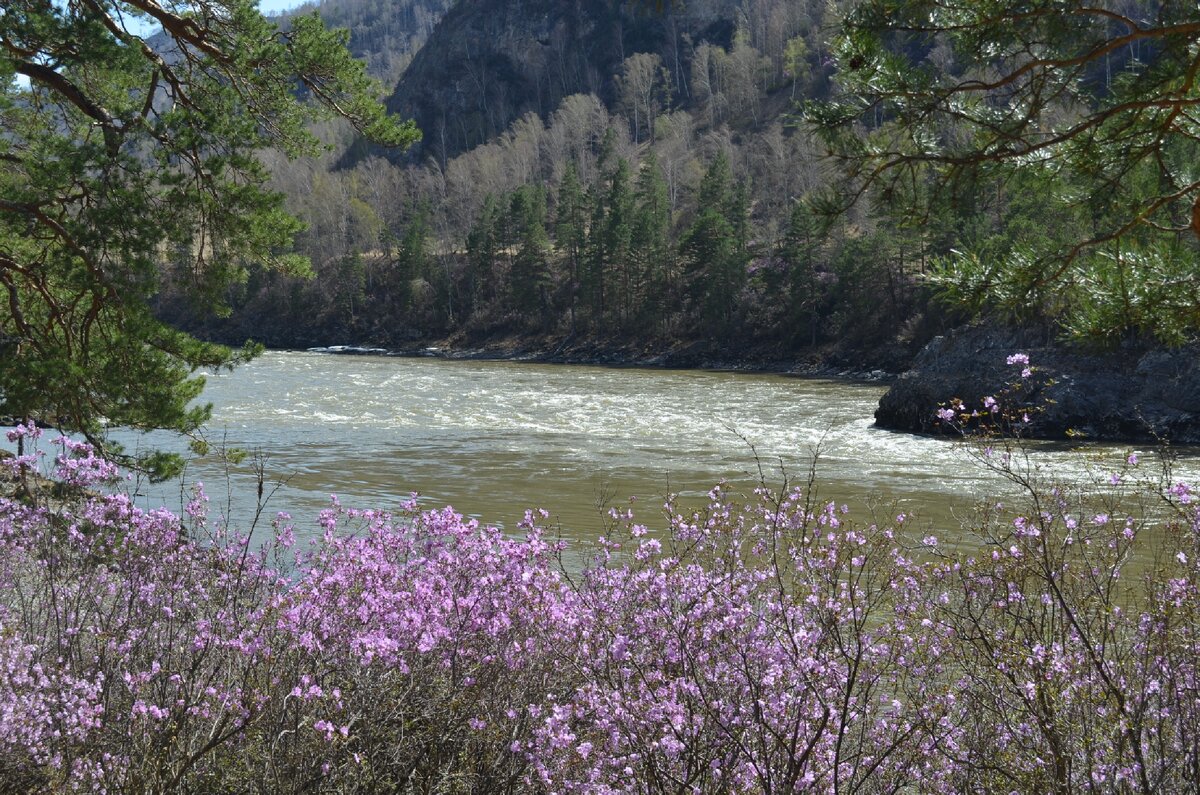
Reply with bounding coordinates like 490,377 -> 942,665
874,324 -> 1200,444
303,337 -> 901,382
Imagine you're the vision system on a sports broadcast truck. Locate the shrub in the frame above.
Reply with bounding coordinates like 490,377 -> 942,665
1,420 -> 1198,792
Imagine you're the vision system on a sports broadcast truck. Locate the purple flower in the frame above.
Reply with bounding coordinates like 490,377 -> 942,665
5,422 -> 42,443
3,439 -> 1199,792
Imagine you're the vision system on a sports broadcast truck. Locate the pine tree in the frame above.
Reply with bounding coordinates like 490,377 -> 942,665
812,0 -> 1200,343
681,153 -> 748,336
581,185 -> 609,327
630,153 -> 674,335
682,211 -> 738,335
602,159 -> 636,331
0,0 -> 416,477
555,164 -> 588,334
393,207 -> 432,319
697,151 -> 734,213
781,202 -> 824,347
508,186 -> 551,322
465,195 -> 502,316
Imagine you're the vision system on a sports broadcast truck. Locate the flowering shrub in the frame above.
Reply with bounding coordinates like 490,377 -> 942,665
934,351 -> 1047,436
0,456 -> 575,792
1,424 -> 1199,792
262,502 -> 576,791
522,489 -> 953,792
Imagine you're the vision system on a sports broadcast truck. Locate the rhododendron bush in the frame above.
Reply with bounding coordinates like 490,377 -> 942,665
2,421 -> 1199,792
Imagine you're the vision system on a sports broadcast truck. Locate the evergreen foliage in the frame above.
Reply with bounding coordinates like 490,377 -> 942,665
0,0 -> 415,476
507,186 -> 551,321
811,0 -> 1200,344
630,153 -> 674,335
555,164 -> 587,334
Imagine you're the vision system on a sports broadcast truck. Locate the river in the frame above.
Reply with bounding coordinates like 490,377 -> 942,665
66,350 -> 1187,548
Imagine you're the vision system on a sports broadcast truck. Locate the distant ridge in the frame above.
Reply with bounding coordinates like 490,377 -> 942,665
386,0 -> 741,163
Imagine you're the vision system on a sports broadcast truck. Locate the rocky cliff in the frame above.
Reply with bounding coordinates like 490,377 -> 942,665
385,0 -> 740,163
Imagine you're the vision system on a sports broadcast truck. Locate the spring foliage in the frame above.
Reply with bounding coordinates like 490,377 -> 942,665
2,419 -> 1199,792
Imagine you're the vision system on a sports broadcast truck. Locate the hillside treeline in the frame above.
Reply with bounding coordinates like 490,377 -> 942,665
164,87 -> 961,362
161,0 -> 1196,361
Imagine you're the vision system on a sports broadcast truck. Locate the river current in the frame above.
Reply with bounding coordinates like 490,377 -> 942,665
72,350 -> 1190,547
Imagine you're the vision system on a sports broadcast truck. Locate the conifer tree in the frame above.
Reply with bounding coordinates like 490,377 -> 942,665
602,159 -> 636,330
465,195 -> 502,315
0,0 -> 416,476
812,0 -> 1200,343
508,186 -> 551,321
555,164 -> 587,334
393,208 -> 431,317
630,153 -> 673,334
685,213 -> 742,335
782,202 -> 824,347
682,153 -> 748,336
697,151 -> 734,214
581,186 -> 609,327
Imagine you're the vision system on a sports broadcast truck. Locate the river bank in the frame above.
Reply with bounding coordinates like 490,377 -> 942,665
300,333 -> 903,383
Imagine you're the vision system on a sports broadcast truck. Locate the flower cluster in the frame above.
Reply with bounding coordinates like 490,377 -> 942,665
935,353 -> 1045,435
1,436 -> 1198,791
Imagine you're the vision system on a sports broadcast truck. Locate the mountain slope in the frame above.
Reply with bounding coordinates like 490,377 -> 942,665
387,0 -> 741,163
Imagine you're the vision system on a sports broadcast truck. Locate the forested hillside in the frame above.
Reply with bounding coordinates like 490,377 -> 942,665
160,0 -> 1200,369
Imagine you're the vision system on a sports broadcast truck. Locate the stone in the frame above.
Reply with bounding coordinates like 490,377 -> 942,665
875,323 -> 1200,444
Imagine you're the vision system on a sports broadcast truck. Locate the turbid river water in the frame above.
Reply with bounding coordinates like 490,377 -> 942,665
74,350 -> 1193,548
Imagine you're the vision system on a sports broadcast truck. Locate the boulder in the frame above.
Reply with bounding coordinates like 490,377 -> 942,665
875,324 -> 1200,444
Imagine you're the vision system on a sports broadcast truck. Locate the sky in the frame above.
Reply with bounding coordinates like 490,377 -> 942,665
126,0 -> 316,34
114,1 -> 319,38
259,0 -> 313,16
10,1 -> 320,89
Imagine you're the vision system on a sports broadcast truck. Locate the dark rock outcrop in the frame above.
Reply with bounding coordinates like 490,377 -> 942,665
876,324 -> 1200,444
